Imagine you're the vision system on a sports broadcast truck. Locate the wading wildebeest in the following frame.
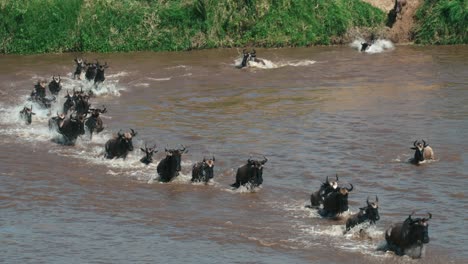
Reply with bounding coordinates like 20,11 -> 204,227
19,105 -> 35,125
409,140 -> 434,165
94,62 -> 109,85
156,146 -> 188,182
238,49 -> 251,68
249,49 -> 266,65
140,144 -> 157,165
73,58 -> 86,80
48,112 -> 66,132
63,90 -> 75,114
308,174 -> 339,207
104,129 -> 137,159
345,196 -> 380,232
57,113 -> 86,145
85,106 -> 107,139
191,156 -> 215,183
231,156 -> 268,189
385,212 -> 432,258
319,183 -> 353,217
48,75 -> 62,95
85,62 -> 97,81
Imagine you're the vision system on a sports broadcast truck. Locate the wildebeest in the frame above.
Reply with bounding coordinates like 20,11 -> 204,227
85,61 -> 97,81
85,105 -> 106,139
308,174 -> 339,207
410,140 -> 434,165
48,75 -> 62,95
191,156 -> 215,183
230,156 -> 268,189
74,92 -> 91,115
249,49 -> 266,65
345,196 -> 380,232
140,144 -> 157,165
48,112 -> 66,132
319,183 -> 353,217
94,62 -> 109,85
385,212 -> 432,258
394,0 -> 407,14
19,105 -> 35,125
73,58 -> 86,80
238,49 -> 251,68
104,129 -> 137,159
361,42 -> 372,52
57,113 -> 87,145
156,146 -> 188,182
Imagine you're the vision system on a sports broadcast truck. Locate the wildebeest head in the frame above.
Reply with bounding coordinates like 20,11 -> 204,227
402,212 -> 431,245
118,129 -> 137,151
201,156 -> 216,178
140,143 -> 157,165
363,196 -> 380,223
241,49 -> 251,68
325,174 -> 339,190
411,140 -> 429,164
19,105 -> 35,125
247,156 -> 268,185
164,145 -> 188,172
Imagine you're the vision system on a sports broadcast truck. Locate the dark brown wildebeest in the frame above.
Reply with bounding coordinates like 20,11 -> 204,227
19,105 -> 35,125
156,145 -> 188,182
345,196 -> 380,232
85,105 -> 107,139
57,113 -> 87,145
94,62 -> 109,85
385,212 -> 432,258
308,174 -> 339,207
191,156 -> 215,183
48,75 -> 62,95
73,58 -> 86,80
319,183 -> 353,217
140,144 -> 158,165
231,156 -> 268,189
104,129 -> 138,159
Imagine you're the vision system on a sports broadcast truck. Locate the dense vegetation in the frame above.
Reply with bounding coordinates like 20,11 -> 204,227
414,0 -> 468,45
0,0 -> 385,54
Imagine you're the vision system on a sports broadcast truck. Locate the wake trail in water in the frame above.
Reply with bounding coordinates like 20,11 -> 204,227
351,39 -> 395,54
233,58 -> 316,69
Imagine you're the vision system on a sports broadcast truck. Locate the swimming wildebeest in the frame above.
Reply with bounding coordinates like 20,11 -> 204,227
249,49 -> 266,65
230,156 -> 268,189
57,113 -> 87,145
48,75 -> 62,95
319,183 -> 353,217
345,196 -> 380,232
104,129 -> 138,159
191,156 -> 215,183
63,90 -> 75,114
409,140 -> 434,165
73,58 -> 86,80
156,146 -> 188,182
238,49 -> 251,68
308,174 -> 339,207
48,112 -> 66,132
139,144 -> 157,165
19,105 -> 35,125
85,105 -> 107,139
94,62 -> 109,85
385,212 -> 432,258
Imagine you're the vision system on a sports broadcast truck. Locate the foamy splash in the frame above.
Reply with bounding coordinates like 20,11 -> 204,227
234,57 -> 316,69
351,39 -> 394,54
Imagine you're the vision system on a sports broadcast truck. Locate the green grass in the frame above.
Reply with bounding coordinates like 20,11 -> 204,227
414,0 -> 468,45
0,0 -> 386,54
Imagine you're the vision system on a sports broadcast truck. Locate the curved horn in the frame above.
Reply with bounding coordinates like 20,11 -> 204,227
413,140 -> 418,147
335,174 -> 339,182
130,128 -> 137,136
212,156 -> 215,162
261,156 -> 268,164
179,144 -> 186,152
425,212 -> 432,220
346,183 -> 353,192
422,139 -> 428,147
375,195 -> 379,204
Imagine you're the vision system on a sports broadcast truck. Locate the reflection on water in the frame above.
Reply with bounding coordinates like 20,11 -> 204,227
0,46 -> 467,263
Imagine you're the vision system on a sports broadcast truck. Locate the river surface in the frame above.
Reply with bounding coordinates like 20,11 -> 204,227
0,44 -> 467,264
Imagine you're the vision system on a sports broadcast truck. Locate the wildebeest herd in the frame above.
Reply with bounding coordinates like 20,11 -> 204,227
18,56 -> 435,259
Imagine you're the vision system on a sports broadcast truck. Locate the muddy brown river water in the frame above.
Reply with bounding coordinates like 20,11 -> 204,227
1,44 -> 467,263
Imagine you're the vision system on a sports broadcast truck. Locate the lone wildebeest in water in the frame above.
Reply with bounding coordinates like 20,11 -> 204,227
345,196 -> 380,233
139,144 -> 158,165
384,212 -> 431,258
48,75 -> 62,95
104,129 -> 137,159
231,156 -> 268,189
85,105 -> 107,139
307,174 -> 339,208
156,146 -> 188,182
191,156 -> 215,184
409,140 -> 434,165
19,105 -> 35,125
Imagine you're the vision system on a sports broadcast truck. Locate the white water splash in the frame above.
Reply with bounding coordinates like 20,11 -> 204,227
234,57 -> 316,69
351,39 -> 394,54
